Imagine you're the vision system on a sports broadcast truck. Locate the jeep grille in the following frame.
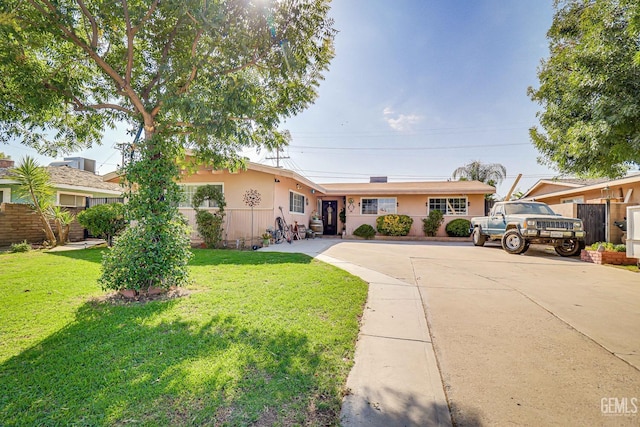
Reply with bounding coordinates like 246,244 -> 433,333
536,220 -> 575,230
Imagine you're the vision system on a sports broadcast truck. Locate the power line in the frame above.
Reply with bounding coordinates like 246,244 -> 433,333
289,142 -> 531,151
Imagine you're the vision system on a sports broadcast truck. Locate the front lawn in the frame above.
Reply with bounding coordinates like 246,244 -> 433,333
0,249 -> 368,426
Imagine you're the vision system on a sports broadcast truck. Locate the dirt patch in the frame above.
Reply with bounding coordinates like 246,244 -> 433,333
91,287 -> 196,305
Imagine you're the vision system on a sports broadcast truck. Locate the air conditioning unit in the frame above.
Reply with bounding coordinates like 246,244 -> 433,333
49,157 -> 96,173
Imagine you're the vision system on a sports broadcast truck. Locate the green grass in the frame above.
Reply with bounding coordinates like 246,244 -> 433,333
0,249 -> 368,426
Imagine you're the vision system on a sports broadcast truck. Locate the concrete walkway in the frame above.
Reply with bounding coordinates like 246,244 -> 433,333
46,238 -> 106,252
260,239 -> 452,426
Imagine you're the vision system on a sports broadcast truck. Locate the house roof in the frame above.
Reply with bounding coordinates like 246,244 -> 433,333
245,162 -> 325,192
103,158 -> 496,196
319,180 -> 495,196
522,177 -> 611,198
0,165 -> 122,194
522,173 -> 640,201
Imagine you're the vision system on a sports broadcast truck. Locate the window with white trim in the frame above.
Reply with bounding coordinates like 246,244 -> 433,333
428,197 -> 467,215
289,191 -> 305,214
0,188 -> 9,203
361,197 -> 397,215
178,184 -> 223,208
59,193 -> 87,207
561,196 -> 584,204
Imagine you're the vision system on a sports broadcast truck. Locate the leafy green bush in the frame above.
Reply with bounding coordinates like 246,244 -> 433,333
10,241 -> 31,253
99,217 -> 192,292
77,203 -> 127,246
191,185 -> 226,248
376,214 -> 413,236
445,218 -> 471,237
422,210 -> 444,236
353,224 -> 376,239
588,242 -> 626,252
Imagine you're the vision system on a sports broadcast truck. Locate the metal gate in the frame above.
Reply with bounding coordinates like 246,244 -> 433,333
577,204 -> 605,245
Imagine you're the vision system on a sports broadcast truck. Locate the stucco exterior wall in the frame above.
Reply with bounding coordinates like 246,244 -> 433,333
179,167 -> 322,242
339,193 -> 486,237
527,182 -> 576,198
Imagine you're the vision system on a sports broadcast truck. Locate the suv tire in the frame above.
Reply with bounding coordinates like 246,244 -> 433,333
554,239 -> 581,257
472,227 -> 486,247
502,229 -> 526,254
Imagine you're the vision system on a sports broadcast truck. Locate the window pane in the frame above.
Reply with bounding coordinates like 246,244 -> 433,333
449,198 -> 467,215
60,194 -> 76,206
378,198 -> 397,214
429,197 -> 466,215
290,192 -> 304,213
429,198 -> 446,213
179,185 -> 222,208
361,198 -> 377,215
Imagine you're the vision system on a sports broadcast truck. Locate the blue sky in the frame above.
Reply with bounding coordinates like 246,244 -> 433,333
2,0 -> 557,198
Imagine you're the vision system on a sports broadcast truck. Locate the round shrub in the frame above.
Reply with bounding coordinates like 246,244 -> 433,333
77,203 -> 127,246
376,214 -> 413,236
353,224 -> 376,239
445,218 -> 471,237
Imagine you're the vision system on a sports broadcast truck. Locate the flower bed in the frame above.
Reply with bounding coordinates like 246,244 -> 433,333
580,249 -> 638,265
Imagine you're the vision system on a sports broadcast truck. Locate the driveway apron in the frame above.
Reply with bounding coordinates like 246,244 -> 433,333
322,241 -> 640,427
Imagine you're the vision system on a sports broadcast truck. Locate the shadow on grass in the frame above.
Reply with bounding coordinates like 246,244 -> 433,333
0,297 -> 327,426
45,248 -> 313,266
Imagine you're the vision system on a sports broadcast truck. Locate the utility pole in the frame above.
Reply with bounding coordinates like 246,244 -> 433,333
265,148 -> 289,168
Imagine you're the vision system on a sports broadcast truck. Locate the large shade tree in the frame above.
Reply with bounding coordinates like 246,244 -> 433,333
0,0 -> 335,291
528,0 -> 640,177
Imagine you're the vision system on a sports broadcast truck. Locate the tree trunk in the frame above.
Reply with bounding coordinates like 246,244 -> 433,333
38,209 -> 57,246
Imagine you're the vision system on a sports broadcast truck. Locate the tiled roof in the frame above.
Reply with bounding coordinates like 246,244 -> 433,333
552,177 -> 611,186
0,165 -> 121,192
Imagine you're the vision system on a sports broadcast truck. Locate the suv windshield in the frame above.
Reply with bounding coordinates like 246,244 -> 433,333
504,203 -> 556,215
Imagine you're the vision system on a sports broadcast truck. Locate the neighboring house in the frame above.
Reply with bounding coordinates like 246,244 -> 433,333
522,174 -> 640,244
0,157 -> 122,246
106,158 -> 495,244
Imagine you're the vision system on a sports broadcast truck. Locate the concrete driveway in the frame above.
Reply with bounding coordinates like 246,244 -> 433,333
319,241 -> 640,426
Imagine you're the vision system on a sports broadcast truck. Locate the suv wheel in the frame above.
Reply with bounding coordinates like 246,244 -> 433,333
472,227 -> 486,246
555,239 -> 581,257
502,229 -> 526,254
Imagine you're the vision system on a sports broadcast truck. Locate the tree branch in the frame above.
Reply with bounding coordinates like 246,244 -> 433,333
141,18 -> 183,102
131,0 -> 159,36
76,102 -> 135,114
176,29 -> 203,95
27,0 -> 148,119
122,0 -> 134,86
76,0 -> 98,50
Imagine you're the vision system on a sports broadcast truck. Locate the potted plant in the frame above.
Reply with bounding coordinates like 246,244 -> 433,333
339,207 -> 346,234
261,232 -> 271,247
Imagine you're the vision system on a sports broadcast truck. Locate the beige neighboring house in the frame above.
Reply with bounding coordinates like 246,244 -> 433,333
0,158 -> 123,246
522,174 -> 640,244
105,159 -> 495,244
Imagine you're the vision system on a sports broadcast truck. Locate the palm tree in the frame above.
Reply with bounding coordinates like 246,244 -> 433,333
452,161 -> 507,201
11,156 -> 57,246
452,160 -> 507,186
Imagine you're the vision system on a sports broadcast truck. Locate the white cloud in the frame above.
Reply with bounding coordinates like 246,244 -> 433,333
383,108 -> 422,132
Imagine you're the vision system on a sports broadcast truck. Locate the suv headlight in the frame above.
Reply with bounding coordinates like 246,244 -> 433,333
526,220 -> 536,228
573,221 -> 583,231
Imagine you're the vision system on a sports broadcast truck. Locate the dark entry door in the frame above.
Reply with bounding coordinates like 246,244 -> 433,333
577,204 -> 606,245
322,201 -> 338,235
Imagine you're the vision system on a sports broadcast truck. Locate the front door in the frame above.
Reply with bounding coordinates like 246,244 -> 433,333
322,200 -> 338,235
